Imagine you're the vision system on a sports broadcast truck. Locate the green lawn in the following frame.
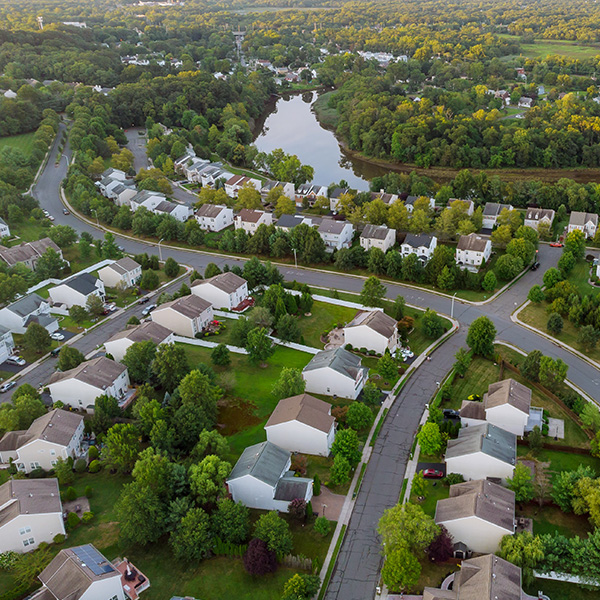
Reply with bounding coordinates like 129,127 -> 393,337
522,40 -> 600,59
410,479 -> 449,518
444,356 -> 501,410
297,300 -> 357,348
0,132 -> 38,156
9,219 -> 53,243
526,578 -> 600,599
62,245 -> 106,275
518,504 -> 591,539
306,454 -> 352,496
200,317 -> 240,346
518,446 -> 600,475
12,333 -> 58,363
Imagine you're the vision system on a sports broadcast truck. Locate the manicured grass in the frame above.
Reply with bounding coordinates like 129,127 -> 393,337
297,300 -> 357,348
415,560 -> 455,593
518,504 -> 591,539
518,446 -> 600,475
200,317 -> 240,346
12,333 -> 58,363
525,578 -> 600,599
410,479 -> 449,518
306,454 -> 352,495
62,245 -> 105,274
56,314 -> 98,332
444,356 -> 501,410
566,261 -> 599,297
0,132 -> 37,156
9,219 -> 53,243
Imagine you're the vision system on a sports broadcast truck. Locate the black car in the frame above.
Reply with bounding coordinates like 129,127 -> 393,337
138,297 -> 150,304
50,347 -> 61,357
531,261 -> 540,271
443,409 -> 461,419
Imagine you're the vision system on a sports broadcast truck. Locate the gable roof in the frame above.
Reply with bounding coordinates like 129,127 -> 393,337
457,233 -> 490,253
569,211 -> 599,227
361,224 -> 393,240
303,347 -> 367,380
105,321 -> 173,345
446,423 -> 516,466
454,554 -> 522,600
345,309 -> 397,339
0,238 -> 60,267
227,441 -> 289,487
276,214 -> 305,229
435,479 -> 515,531
318,219 -> 349,235
525,208 -> 554,222
5,293 -> 46,317
265,394 -> 335,433
154,199 -> 177,214
237,209 -> 265,223
102,257 -> 140,276
154,294 -> 211,319
482,202 -> 512,217
403,233 -> 434,248
195,272 -> 246,294
48,357 -> 127,390
485,379 -> 531,415
58,272 -> 100,296
274,475 -> 312,501
0,479 -> 62,528
196,203 -> 227,219
459,400 -> 485,420
17,409 -> 83,447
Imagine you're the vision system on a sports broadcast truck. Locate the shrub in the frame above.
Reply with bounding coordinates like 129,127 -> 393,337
313,474 -> 321,496
29,467 -> 46,479
306,501 -> 313,519
345,343 -> 353,351
87,445 -> 99,460
314,516 -> 331,536
53,534 -> 65,544
65,487 -> 77,501
443,473 -> 465,486
82,512 -> 94,523
288,498 -> 307,522
542,424 -> 549,436
84,486 -> 93,498
88,460 -> 101,473
66,512 -> 80,531
74,458 -> 87,473
0,551 -> 19,570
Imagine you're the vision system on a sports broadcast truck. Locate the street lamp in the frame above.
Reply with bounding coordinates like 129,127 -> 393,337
158,238 -> 165,262
293,247 -> 297,269
322,504 -> 327,518
92,209 -> 99,227
451,292 -> 457,319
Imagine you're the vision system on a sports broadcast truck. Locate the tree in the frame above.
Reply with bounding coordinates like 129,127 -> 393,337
362,381 -> 382,406
272,367 -> 306,399
191,429 -> 230,462
547,312 -> 563,335
417,422 -> 443,455
122,340 -> 157,383
482,271 -> 497,293
528,426 -> 544,455
491,224 -> 513,249
139,269 -> 159,290
152,343 -> 190,392
211,498 -> 250,544
521,350 -> 542,382
558,250 -> 576,274
391,295 -> 405,320
53,457 -> 74,485
508,463 -> 535,502
543,267 -> 563,289
437,265 -> 455,290
453,347 -> 472,377
580,403 -> 600,432
331,428 -> 361,466
36,248 -> 66,279
427,526 -> 454,563
243,538 -> 277,575
495,254 -> 523,281
506,237 -> 535,265
498,531 -> 544,586
254,510 -> 293,555
48,225 -> 77,248
102,423 -> 140,473
330,454 -> 351,485
68,305 -> 88,326
245,327 -> 274,365
189,455 -> 231,506
381,547 -> 421,592
23,322 -> 51,356
211,343 -> 231,367
170,507 -> 212,561
287,498 -> 307,522
377,350 -> 397,381
86,294 -> 105,318
578,325 -> 600,352
347,402 -> 374,431
564,229 -> 586,260
276,314 -> 301,342
421,308 -> 444,339
282,574 -> 320,600
274,196 -> 296,218
539,356 -> 568,388
178,369 -> 221,431
101,232 -> 122,259
314,516 -> 331,536
527,285 -> 545,303
378,502 -> 439,554
467,316 -> 496,356
12,383 -> 40,403
57,346 -> 85,372
551,465 -> 596,512
360,276 -> 386,307
91,395 -> 120,434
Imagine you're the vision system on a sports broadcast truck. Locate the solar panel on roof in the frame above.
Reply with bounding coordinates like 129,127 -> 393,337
72,545 -> 115,576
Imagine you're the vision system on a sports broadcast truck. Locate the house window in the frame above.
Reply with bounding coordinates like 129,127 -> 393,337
50,450 -> 56,455
29,462 -> 40,469
23,537 -> 35,547
51,460 -> 57,466
19,527 -> 31,535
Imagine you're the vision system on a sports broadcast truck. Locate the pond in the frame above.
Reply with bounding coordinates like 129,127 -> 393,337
253,91 -> 390,191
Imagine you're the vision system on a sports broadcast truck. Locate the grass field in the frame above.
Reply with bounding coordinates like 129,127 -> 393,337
519,504 -> 591,539
410,478 -> 449,518
296,300 -> 358,348
313,91 -> 339,128
525,578 -> 600,599
498,34 -> 600,59
9,219 -> 52,243
0,131 -> 37,156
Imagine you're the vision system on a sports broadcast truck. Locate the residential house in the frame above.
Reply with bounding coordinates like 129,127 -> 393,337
317,219 -> 354,252
0,238 -> 63,271
226,441 -> 313,512
194,204 -> 234,232
224,174 -> 262,197
95,168 -> 127,195
482,202 -> 513,229
0,479 -> 65,553
494,90 -> 511,105
455,233 -> 492,270
110,183 -> 137,207
47,357 -> 130,411
49,273 -> 105,309
0,409 -> 84,473
302,347 -> 368,399
344,309 -> 398,354
295,183 -> 328,207
405,195 -> 435,213
129,190 -> 166,212
400,233 -> 437,263
104,321 -> 175,362
518,96 -> 533,108
197,163 -> 233,187
274,214 -> 319,232
360,224 -> 396,253
98,257 -> 142,289
0,325 -> 14,364
435,480 -> 515,554
447,198 -> 475,216
265,393 -> 336,456
0,217 -> 10,238
568,211 -> 598,239
152,199 -> 193,223
460,379 -> 531,436
423,554 -> 528,600
234,209 -> 273,234
151,295 -> 213,338
329,187 -> 350,212
370,190 -> 399,206
0,294 -> 58,334
191,272 -> 249,310
516,67 -> 527,79
445,423 -> 516,483
261,180 -> 296,200
524,208 -> 555,231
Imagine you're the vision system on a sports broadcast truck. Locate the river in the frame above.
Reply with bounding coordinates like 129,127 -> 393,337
253,91 -> 390,191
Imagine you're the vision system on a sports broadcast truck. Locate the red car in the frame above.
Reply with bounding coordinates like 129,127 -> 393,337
423,468 -> 444,479
549,242 -> 563,247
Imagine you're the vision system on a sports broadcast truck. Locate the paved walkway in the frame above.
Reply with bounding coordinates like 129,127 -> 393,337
312,487 -> 345,522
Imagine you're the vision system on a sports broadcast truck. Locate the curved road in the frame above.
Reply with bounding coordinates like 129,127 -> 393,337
32,124 -> 600,600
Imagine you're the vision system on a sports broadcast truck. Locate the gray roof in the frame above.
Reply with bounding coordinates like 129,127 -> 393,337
227,441 -> 289,487
196,272 -> 246,294
0,479 -> 62,528
318,219 -> 349,235
154,294 -> 212,319
403,233 -> 434,248
154,199 -> 177,213
0,238 -> 60,267
59,272 -> 100,296
482,202 -> 512,217
103,257 -> 140,276
485,379 -> 531,415
196,203 -> 227,219
459,400 -> 485,420
446,423 -> 516,465
131,190 -> 164,205
303,347 -> 368,380
569,211 -> 599,227
330,187 -> 349,198
525,208 -> 554,222
48,357 -> 127,390
6,293 -> 46,317
106,321 -> 172,345
276,214 -> 304,229
345,310 -> 396,339
274,475 -> 312,501
454,554 -> 522,600
26,313 -> 58,329
457,233 -> 489,253
361,224 -> 393,240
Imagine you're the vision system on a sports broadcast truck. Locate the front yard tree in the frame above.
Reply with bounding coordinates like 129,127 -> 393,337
392,295 -> 405,320
558,250 -> 576,274
245,327 -> 275,365
421,308 -> 444,339
453,347 -> 472,377
360,276 -> 386,307
498,531 -> 544,586
164,257 -> 179,278
381,546 -> 421,592
417,422 -> 442,455
102,423 -> 140,474
495,254 -> 523,281
521,350 -> 542,382
542,267 -> 563,289
211,498 -> 250,545
282,574 -> 321,600
86,294 -> 105,318
330,454 -> 351,485
362,381 -> 382,405
170,507 -> 213,561
539,356 -> 568,388
506,237 -> 535,265
272,367 -> 306,399
482,270 -> 497,293
204,262 -> 221,279
23,322 -> 51,356
332,428 -> 361,466
580,403 -> 600,432
48,225 -> 78,248
211,343 -> 231,367
527,285 -> 545,303
189,455 -> 231,506
377,350 -> 397,381
254,510 -> 293,555
69,304 -> 88,326
139,269 -> 159,290
122,340 -> 157,383
507,463 -> 535,503
578,325 -> 600,352
547,312 -> 563,335
378,502 -> 439,554
466,316 -> 496,356
57,346 -> 85,372
347,402 -> 374,431
152,343 -> 190,392
243,538 -> 277,575
564,229 -> 586,260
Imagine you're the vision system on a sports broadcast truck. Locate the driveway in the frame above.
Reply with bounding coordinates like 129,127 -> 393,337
312,486 -> 345,522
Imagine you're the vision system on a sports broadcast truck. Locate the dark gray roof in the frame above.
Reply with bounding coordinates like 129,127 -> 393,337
303,347 -> 368,380
403,233 -> 434,248
0,479 -> 62,528
154,199 -> 177,213
0,238 -> 60,267
60,272 -> 100,296
330,187 -> 349,198
6,293 -> 46,317
26,314 -> 58,329
459,400 -> 485,420
525,208 -> 554,222
361,224 -> 392,240
276,214 -> 304,229
446,423 -> 516,465
482,202 -> 512,217
569,211 -> 599,227
274,475 -> 312,501
227,441 -> 289,487
196,203 -> 227,218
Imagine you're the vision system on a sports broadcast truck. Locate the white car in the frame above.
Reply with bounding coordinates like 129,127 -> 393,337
7,356 -> 26,366
48,215 -> 55,221
105,303 -> 117,312
42,210 -> 49,217
51,332 -> 65,341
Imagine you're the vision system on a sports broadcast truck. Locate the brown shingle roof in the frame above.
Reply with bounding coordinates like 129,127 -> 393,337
237,209 -> 264,223
195,272 -> 246,294
105,321 -> 173,345
196,203 -> 226,219
457,233 -> 489,253
22,409 -> 83,446
104,257 -> 140,275
48,357 -> 127,390
0,237 -> 60,267
153,294 -> 212,319
459,400 -> 485,420
265,394 -> 335,433
485,379 -> 531,415
345,310 -> 397,339
455,554 -> 522,600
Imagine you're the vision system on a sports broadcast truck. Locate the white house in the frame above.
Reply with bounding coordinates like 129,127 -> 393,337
265,394 -> 336,456
370,190 -> 399,206
98,257 -> 142,289
435,480 -> 515,554
0,217 -> 10,238
400,233 -> 437,263
524,208 -> 555,231
261,180 -> 296,200
152,199 -> 193,223
47,357 -> 130,411
344,309 -> 398,354
460,379 -> 531,437
95,168 -> 127,195
0,479 -> 65,553
49,273 -> 105,309
302,347 -> 368,400
360,224 -> 396,253
568,211 -> 598,239
0,325 -> 14,364
0,294 -> 58,334
33,545 -> 126,600
0,409 -> 84,473
295,183 -> 328,207
405,195 -> 435,213
191,272 -> 249,310
482,203 -> 513,229
151,295 -> 214,338
329,187 -> 350,212
0,238 -> 63,271
318,219 -> 354,252
445,423 -> 516,483
224,174 -> 262,197
195,204 -> 234,232
275,214 -> 320,232
109,183 -> 137,207
456,233 -> 492,270
518,96 -> 533,108
234,209 -> 273,234
104,321 -> 175,362
129,190 -> 166,212
226,441 -> 313,512
446,198 -> 475,216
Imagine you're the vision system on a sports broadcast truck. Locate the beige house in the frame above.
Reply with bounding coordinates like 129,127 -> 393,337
98,257 -> 142,289
265,394 -> 336,456
0,479 -> 65,553
151,295 -> 213,338
0,238 -> 63,271
435,480 -> 515,554
191,272 -> 249,310
0,409 -> 84,473
104,321 -> 175,362
460,379 -> 531,436
234,209 -> 273,234
343,309 -> 398,354
456,233 -> 492,270
359,224 -> 396,253
568,211 -> 598,238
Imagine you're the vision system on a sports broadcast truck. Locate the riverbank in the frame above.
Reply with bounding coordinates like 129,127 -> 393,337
312,90 -> 339,128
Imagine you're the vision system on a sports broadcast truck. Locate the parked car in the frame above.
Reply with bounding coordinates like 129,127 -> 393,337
141,304 -> 156,316
63,208 -> 70,215
105,303 -> 117,312
0,381 -> 16,393
50,347 -> 61,357
138,297 -> 150,304
530,261 -> 540,271
50,332 -> 65,341
42,210 -> 49,217
550,242 -> 563,247
7,356 -> 26,366
423,468 -> 444,479
443,409 -> 461,419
